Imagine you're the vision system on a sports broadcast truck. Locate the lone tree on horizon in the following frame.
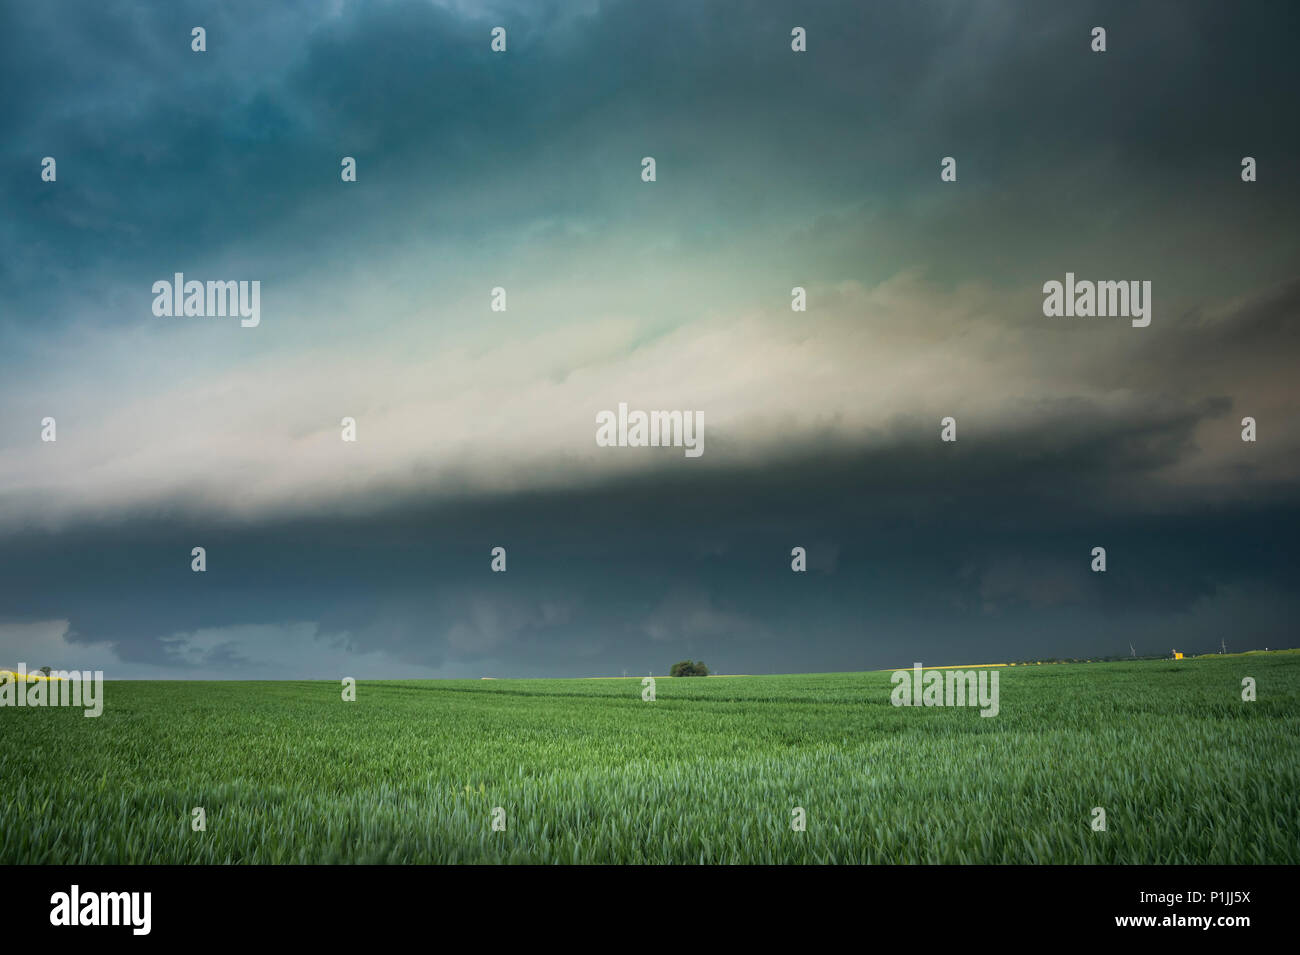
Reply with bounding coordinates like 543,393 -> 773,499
670,660 -> 709,677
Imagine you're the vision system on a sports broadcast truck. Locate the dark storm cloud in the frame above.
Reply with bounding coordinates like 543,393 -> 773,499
5,0 -> 1299,332
1,403 -> 1294,676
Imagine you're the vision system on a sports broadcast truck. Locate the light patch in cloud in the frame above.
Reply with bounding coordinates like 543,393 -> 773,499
0,619 -> 119,672
2,272 -> 1295,530
157,621 -> 457,679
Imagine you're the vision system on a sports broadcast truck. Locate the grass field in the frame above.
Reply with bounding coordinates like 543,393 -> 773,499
2,653 -> 1297,864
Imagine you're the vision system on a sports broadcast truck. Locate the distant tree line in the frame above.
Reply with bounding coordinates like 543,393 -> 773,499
1008,654 -> 1175,664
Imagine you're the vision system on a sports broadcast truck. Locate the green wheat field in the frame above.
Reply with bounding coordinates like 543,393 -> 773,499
2,652 -> 1297,864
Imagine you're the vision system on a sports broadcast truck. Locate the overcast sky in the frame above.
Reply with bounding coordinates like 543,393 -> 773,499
2,0 -> 1298,678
